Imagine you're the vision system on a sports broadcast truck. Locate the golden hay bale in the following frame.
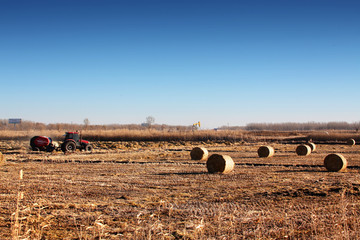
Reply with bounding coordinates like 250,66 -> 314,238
346,139 -> 355,146
305,142 -> 316,152
324,153 -> 347,172
206,154 -> 234,174
296,144 -> 311,156
190,147 -> 208,160
257,146 -> 275,158
0,152 -> 5,166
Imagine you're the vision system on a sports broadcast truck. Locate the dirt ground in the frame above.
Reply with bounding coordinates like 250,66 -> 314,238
1,140 -> 360,239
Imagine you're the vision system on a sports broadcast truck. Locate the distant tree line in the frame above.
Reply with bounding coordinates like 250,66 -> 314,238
0,119 -> 192,131
244,121 -> 360,131
1,119 -> 360,132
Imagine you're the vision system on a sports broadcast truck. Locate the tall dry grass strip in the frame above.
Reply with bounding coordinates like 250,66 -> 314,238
190,147 -> 208,160
324,153 -> 347,172
257,146 -> 275,158
296,144 -> 311,156
206,154 -> 234,174
0,152 -> 5,166
305,142 -> 316,152
346,138 -> 355,146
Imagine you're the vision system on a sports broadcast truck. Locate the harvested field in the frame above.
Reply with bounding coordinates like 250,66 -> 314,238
1,135 -> 360,239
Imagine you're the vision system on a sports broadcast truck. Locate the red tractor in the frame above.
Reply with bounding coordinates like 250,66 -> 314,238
30,131 -> 93,153
61,132 -> 93,153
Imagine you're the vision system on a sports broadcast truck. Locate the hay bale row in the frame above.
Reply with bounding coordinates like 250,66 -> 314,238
191,144 -> 348,174
258,143 -> 316,158
190,147 -> 234,174
295,142 -> 317,156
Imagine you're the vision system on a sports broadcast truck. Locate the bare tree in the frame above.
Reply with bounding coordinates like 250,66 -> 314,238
83,118 -> 90,129
146,116 -> 155,127
353,121 -> 360,132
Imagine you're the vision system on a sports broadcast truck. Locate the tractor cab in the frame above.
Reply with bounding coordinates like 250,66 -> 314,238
64,132 -> 89,147
64,132 -> 80,143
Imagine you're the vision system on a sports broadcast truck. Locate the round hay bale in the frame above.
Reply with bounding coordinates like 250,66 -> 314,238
206,154 -> 234,174
0,152 -> 5,166
346,139 -> 355,146
324,153 -> 347,172
190,147 -> 208,161
305,142 -> 316,152
257,146 -> 274,158
296,144 -> 311,156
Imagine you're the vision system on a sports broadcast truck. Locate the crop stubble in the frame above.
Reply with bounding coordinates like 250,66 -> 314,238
1,140 -> 360,239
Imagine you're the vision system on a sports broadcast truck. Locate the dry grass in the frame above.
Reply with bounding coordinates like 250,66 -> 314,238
1,130 -> 360,238
0,129 -> 303,142
308,131 -> 360,143
1,129 -> 358,144
0,129 -> 249,142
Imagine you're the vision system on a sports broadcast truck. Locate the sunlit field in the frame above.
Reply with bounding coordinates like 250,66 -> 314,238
1,130 -> 360,239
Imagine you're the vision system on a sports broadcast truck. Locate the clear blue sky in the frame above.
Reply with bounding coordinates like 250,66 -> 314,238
1,0 -> 359,128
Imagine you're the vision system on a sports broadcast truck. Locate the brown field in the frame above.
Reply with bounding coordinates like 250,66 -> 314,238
1,131 -> 360,239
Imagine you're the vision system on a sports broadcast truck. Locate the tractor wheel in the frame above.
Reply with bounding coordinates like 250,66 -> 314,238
32,147 -> 40,151
46,144 -> 55,152
85,144 -> 93,153
62,141 -> 76,153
